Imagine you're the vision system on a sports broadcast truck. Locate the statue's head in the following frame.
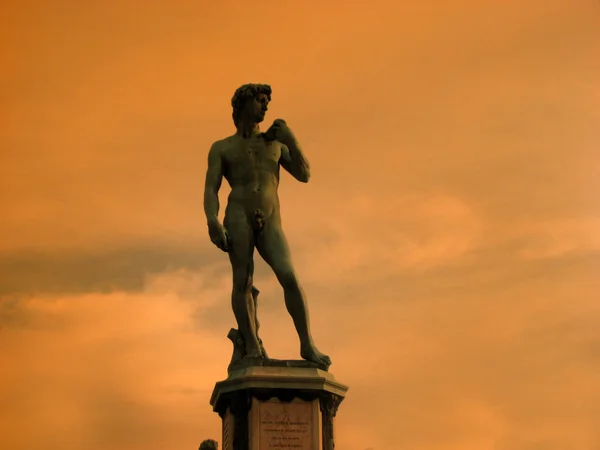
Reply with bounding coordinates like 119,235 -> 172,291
231,83 -> 271,128
199,438 -> 218,450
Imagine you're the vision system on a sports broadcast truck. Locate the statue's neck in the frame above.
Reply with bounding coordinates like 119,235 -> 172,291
236,122 -> 260,139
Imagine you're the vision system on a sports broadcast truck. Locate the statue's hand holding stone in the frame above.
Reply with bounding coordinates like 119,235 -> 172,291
265,118 -> 296,146
208,220 -> 230,253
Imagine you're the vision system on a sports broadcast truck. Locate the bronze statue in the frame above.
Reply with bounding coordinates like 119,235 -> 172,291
203,84 -> 330,370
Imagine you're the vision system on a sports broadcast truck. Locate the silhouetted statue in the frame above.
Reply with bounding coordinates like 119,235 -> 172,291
203,84 -> 330,369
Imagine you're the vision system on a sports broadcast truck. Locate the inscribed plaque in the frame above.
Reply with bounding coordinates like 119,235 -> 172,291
257,399 -> 316,450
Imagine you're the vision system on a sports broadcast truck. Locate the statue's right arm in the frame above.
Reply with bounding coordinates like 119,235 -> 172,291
203,142 -> 223,225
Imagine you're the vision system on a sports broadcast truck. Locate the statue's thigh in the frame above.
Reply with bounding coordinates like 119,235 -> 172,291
256,222 -> 293,275
225,213 -> 254,271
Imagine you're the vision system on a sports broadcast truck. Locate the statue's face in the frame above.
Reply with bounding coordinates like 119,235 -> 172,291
243,93 -> 269,123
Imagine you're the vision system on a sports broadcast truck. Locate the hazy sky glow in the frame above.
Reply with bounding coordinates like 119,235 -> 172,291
2,1 -> 600,449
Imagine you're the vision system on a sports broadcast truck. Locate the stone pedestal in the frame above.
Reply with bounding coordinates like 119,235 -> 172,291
210,366 -> 348,450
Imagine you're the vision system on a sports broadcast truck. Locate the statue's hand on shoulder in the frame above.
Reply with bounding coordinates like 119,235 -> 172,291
208,220 -> 231,252
265,118 -> 295,146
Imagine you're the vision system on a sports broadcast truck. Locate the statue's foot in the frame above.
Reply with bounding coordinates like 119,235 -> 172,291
244,336 -> 264,360
228,353 -> 265,372
258,339 -> 269,359
240,354 -> 264,363
244,348 -> 263,359
300,344 -> 331,367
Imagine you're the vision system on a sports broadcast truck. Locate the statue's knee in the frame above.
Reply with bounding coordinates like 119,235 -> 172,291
233,287 -> 252,298
232,275 -> 253,295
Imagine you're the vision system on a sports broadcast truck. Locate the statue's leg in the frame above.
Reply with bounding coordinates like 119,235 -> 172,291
224,210 -> 262,359
251,286 -> 268,358
255,218 -> 331,366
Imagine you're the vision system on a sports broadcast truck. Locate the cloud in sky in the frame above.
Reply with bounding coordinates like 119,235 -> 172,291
1,251 -> 598,449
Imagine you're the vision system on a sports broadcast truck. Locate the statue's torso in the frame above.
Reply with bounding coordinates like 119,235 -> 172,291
220,135 -> 283,219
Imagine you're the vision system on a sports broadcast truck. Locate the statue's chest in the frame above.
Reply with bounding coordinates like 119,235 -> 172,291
225,141 -> 280,170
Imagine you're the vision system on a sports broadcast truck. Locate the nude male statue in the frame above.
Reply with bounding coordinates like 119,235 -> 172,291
203,84 -> 330,368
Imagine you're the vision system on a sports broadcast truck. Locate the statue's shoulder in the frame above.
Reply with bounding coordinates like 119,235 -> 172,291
212,135 -> 237,151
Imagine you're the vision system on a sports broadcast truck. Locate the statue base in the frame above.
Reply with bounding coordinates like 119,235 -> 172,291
210,366 -> 348,450
228,356 -> 329,373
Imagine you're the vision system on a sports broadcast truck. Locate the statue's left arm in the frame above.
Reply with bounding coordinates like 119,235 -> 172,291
268,118 -> 310,183
280,140 -> 311,183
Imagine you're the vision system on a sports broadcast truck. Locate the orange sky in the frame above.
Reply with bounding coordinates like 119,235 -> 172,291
1,1 -> 600,449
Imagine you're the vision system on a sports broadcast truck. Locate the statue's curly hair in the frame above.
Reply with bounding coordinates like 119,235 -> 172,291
231,83 -> 272,127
